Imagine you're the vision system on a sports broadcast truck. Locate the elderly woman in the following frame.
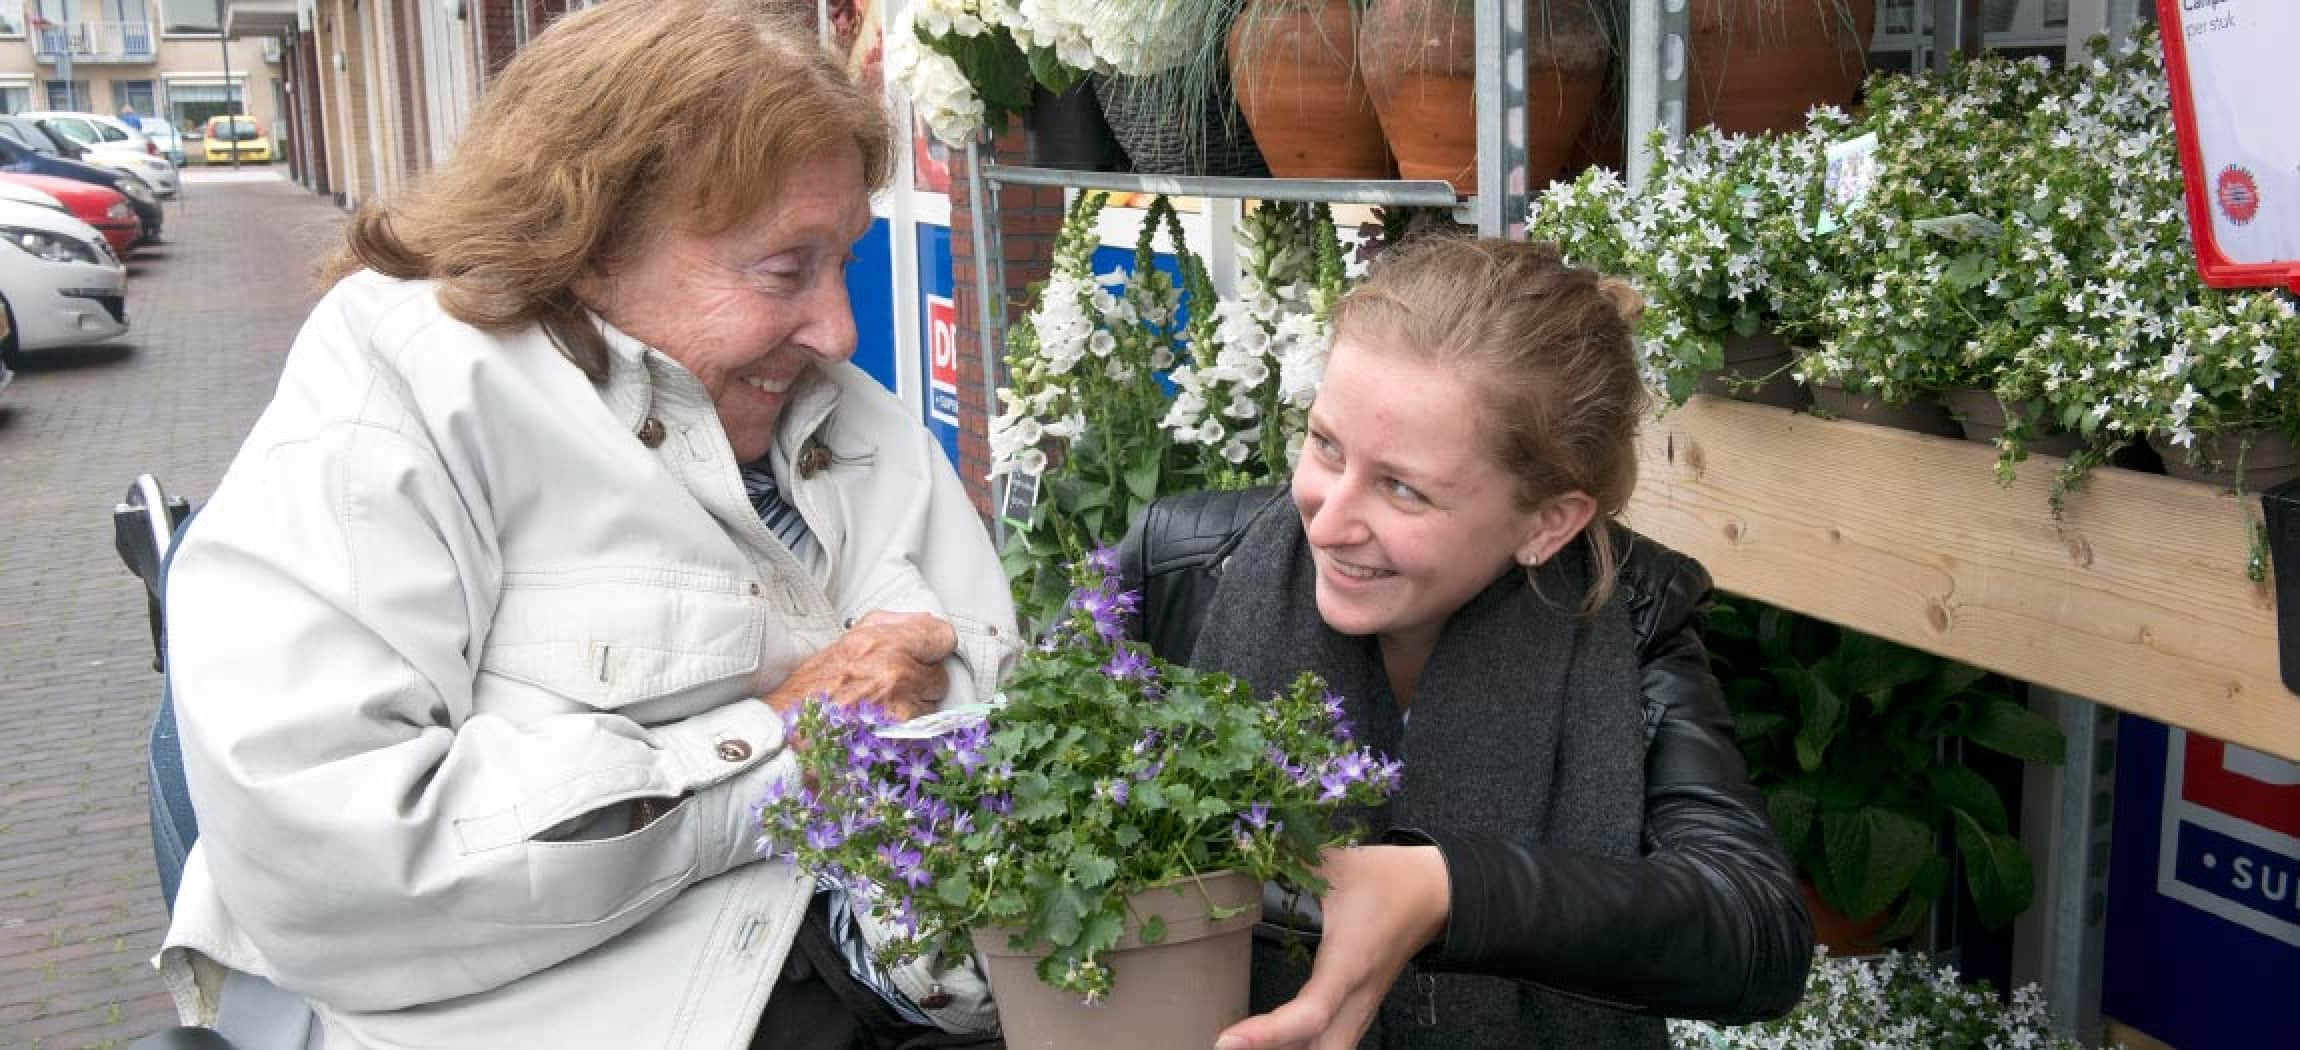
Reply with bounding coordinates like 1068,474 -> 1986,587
155,3 -> 1013,1048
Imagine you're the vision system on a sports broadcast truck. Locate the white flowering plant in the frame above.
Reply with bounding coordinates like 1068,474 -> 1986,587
889,0 -> 1204,148
992,192 -> 1345,627
1669,950 -> 2095,1050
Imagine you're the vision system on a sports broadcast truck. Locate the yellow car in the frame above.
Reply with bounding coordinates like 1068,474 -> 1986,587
201,116 -> 272,164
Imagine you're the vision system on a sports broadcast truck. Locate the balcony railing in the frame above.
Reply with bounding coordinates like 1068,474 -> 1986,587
34,20 -> 157,64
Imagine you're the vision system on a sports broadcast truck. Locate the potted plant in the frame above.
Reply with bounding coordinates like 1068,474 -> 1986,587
992,191 -> 1345,627
756,552 -> 1397,1045
1668,949 -> 2098,1048
1703,597 -> 2066,951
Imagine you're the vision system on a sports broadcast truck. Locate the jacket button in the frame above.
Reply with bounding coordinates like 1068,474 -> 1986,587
637,418 -> 666,448
917,989 -> 954,1009
748,582 -> 762,597
716,739 -> 752,762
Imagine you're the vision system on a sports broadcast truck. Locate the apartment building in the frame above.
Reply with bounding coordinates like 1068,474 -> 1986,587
0,2 -> 281,141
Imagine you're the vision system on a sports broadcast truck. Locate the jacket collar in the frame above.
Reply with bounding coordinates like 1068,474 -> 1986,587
586,311 -> 845,467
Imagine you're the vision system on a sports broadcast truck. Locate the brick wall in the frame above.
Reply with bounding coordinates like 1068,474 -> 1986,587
947,122 -> 1065,516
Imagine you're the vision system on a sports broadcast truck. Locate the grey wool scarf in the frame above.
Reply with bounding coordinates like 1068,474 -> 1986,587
1190,492 -> 1664,1050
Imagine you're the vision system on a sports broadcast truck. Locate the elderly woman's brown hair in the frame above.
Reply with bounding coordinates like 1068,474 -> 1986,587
324,0 -> 893,381
1331,236 -> 1649,611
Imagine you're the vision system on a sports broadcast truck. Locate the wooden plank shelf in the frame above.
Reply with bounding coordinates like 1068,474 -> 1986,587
1624,396 -> 2300,760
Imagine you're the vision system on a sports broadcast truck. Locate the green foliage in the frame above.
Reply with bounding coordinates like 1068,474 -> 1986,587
1670,950 -> 2095,1049
1707,598 -> 2064,937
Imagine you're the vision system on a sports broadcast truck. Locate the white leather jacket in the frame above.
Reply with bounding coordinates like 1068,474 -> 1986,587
157,271 -> 1017,1048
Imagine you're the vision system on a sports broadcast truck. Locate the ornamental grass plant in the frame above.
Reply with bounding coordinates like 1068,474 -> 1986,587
755,551 -> 1396,1001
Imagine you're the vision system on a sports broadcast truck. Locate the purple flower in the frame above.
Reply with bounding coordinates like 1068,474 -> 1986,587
804,821 -> 846,852
1241,802 -> 1271,831
1102,779 -> 1130,806
877,841 -> 929,890
980,792 -> 1013,816
1134,760 -> 1164,782
1131,730 -> 1161,756
1317,766 -> 1353,803
950,811 -> 976,837
1322,690 -> 1355,741
898,749 -> 939,788
1103,647 -> 1154,681
950,725 -> 990,773
1085,546 -> 1121,576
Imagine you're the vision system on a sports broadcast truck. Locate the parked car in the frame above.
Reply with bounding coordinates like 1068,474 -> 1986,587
0,197 -> 128,364
201,116 -> 272,165
0,115 -> 164,245
0,173 -> 138,257
136,117 -> 187,167
23,111 -> 179,198
0,181 -> 66,213
0,297 -> 14,390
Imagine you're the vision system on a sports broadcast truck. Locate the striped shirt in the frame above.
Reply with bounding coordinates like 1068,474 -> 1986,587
739,460 -> 823,573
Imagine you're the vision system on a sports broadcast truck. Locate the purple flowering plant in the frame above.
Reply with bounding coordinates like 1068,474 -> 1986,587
756,548 -> 1397,1002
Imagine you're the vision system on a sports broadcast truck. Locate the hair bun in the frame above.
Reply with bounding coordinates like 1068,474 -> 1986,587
1595,277 -> 1645,325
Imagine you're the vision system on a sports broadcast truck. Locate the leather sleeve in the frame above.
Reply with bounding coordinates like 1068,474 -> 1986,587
1116,487 -> 1284,664
1416,545 -> 1815,1022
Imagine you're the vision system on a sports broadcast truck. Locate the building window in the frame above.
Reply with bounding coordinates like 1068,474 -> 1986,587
2044,0 -> 2070,28
165,79 -> 245,131
44,80 -> 91,110
162,0 -> 218,35
112,79 -> 155,119
0,12 -> 23,36
0,85 -> 32,113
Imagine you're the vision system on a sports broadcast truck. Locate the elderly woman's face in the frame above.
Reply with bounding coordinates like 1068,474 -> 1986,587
580,149 -> 873,463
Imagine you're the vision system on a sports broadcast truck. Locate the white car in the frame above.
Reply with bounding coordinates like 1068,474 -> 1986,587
22,111 -> 180,199
0,197 -> 127,365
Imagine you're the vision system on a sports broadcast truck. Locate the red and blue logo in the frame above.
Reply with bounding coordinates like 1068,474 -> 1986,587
2216,165 -> 2262,227
2160,729 -> 2300,945
927,294 -> 959,427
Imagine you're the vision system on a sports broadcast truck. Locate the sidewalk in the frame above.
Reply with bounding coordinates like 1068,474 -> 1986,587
0,170 -> 345,1048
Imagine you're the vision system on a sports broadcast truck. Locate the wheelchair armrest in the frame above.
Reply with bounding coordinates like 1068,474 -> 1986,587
127,1028 -> 240,1050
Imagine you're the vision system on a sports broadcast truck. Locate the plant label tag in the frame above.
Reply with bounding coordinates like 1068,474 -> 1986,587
1913,213 -> 2004,243
1000,469 -> 1041,525
1819,132 -> 1882,235
879,700 -> 1004,740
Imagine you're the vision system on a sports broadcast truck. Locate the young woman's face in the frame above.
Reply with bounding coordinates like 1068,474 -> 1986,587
1290,337 -> 1550,648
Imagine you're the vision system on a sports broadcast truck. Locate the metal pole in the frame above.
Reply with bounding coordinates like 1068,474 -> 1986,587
221,21 -> 238,169
965,139 -> 1007,545
57,1 -> 74,109
1624,0 -> 1688,192
1472,0 -> 1526,236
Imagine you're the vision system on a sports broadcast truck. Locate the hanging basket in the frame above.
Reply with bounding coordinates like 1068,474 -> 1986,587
1026,82 -> 1126,172
1092,70 -> 1271,177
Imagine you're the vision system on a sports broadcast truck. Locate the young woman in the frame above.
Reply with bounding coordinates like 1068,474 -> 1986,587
1120,238 -> 1812,1050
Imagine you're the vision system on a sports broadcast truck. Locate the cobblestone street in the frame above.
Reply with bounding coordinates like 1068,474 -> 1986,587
1,169 -> 345,1049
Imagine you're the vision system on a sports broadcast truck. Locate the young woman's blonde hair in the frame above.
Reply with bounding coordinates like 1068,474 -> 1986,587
322,0 -> 893,381
1330,237 -> 1649,612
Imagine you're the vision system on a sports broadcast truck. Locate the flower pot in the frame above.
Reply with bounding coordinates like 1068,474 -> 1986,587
1698,331 -> 1811,410
1808,379 -> 1962,438
1802,880 -> 1888,958
2160,429 -> 2300,491
1358,0 -> 1607,194
1227,0 -> 1393,179
1094,24 -> 1272,180
1687,0 -> 1877,135
1026,82 -> 1126,172
1939,387 -> 2084,458
971,871 -> 1263,1049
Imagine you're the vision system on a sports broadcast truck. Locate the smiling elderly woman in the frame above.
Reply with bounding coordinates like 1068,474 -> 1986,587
154,3 -> 1015,1049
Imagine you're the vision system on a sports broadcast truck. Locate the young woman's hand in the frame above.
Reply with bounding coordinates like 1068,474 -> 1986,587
762,610 -> 956,723
1215,845 -> 1452,1050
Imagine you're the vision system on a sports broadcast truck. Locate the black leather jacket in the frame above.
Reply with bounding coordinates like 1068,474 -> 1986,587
1117,488 -> 1814,1023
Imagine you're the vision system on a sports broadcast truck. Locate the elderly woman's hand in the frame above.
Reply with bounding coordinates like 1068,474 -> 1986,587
762,611 -> 957,723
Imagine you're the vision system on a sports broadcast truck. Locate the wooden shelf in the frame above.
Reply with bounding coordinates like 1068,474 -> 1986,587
1624,397 -> 2300,760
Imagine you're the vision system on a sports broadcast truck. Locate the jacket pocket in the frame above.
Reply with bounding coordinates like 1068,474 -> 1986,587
522,798 -> 701,927
482,566 -> 764,710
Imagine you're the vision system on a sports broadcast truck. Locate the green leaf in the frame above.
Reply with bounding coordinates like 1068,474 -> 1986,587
1139,913 -> 1168,945
1077,906 -> 1125,955
1034,883 -> 1087,948
1123,450 -> 1162,505
1960,698 -> 2067,764
1025,47 -> 1083,95
1208,902 -> 1252,921
936,871 -> 974,908
1928,765 -> 2008,834
1784,667 -> 1845,773
1767,786 -> 1818,858
1070,851 -> 1117,888
1953,811 -> 2036,927
1132,781 -> 1168,812
1820,806 -> 1936,922
936,29 -> 1034,116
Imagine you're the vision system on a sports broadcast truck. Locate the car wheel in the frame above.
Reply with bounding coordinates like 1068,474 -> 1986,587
1,296 -> 20,370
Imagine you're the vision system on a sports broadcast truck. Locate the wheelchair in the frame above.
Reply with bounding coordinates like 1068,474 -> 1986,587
113,474 -> 238,1050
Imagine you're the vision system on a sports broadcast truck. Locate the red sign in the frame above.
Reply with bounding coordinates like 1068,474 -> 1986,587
927,294 -> 958,426
2158,0 -> 2300,291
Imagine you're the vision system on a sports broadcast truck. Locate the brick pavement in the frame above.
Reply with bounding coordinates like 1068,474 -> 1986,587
0,169 -> 345,1049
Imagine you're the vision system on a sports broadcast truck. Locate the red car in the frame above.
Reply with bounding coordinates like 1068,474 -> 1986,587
0,172 -> 136,256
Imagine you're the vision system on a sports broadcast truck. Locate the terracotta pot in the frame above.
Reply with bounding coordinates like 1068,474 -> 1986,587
1697,331 -> 1811,410
1358,0 -> 1608,194
1687,0 -> 1878,135
1227,0 -> 1393,179
1808,379 -> 1962,438
972,871 -> 1262,1049
1939,387 -> 2084,458
1802,880 -> 1889,958
2160,429 -> 2300,491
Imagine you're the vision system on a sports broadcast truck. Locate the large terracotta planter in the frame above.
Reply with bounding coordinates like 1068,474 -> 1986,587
1358,0 -> 1608,194
1687,0 -> 1878,134
1803,879 -> 1888,958
1227,0 -> 1392,179
972,871 -> 1262,1049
